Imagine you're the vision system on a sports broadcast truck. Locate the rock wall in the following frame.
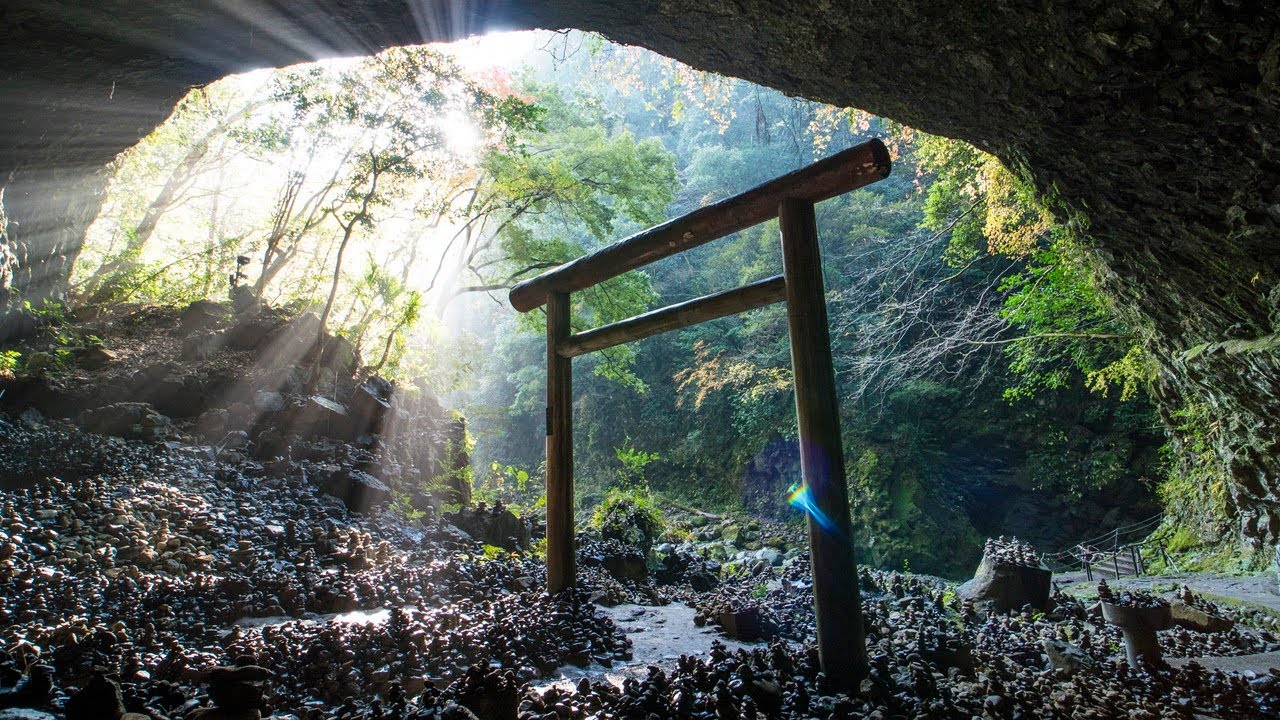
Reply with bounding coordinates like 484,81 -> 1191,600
1,1 -> 1277,540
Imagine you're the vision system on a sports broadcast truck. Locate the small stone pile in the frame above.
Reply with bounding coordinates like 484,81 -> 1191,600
984,535 -> 1042,567
1098,580 -> 1170,609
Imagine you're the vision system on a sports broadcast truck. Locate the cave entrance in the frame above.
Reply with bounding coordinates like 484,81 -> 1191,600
510,139 -> 892,688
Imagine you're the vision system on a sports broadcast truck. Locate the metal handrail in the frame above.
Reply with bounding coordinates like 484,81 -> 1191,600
1037,513 -> 1173,580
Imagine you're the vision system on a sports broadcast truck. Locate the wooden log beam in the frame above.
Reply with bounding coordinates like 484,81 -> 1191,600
778,197 -> 867,690
558,275 -> 786,358
509,139 -> 891,313
545,292 -> 575,593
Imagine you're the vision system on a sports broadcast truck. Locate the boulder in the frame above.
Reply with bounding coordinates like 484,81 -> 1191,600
1170,600 -> 1234,633
202,664 -> 270,718
78,402 -> 171,440
255,366 -> 304,395
688,570 -> 718,592
147,373 -> 207,418
229,285 -> 258,314
603,551 -> 648,582
322,469 -> 391,513
1041,639 -> 1096,676
284,311 -> 322,343
655,547 -> 721,586
226,314 -> 283,351
957,553 -> 1051,612
181,330 -> 225,360
258,312 -> 322,369
289,395 -> 351,440
596,495 -> 661,556
446,505 -> 530,551
717,607 -> 773,641
754,547 -> 783,566
579,539 -> 648,582
252,390 -> 285,413
142,361 -> 181,381
225,402 -> 254,431
179,299 -> 226,333
78,345 -> 116,370
318,334 -> 360,376
251,429 -> 289,460
65,671 -> 125,720
17,408 -> 43,428
195,408 -> 229,440
720,524 -> 741,545
348,377 -> 392,437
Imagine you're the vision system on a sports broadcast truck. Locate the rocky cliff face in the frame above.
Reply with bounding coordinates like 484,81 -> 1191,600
1,1 -> 1277,540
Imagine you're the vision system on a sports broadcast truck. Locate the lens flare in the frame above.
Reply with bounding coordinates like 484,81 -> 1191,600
787,482 -> 840,535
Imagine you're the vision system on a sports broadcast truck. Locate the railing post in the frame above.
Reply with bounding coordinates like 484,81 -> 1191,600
778,197 -> 867,689
546,292 -> 575,593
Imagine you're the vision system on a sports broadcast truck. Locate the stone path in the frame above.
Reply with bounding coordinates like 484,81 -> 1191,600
1170,652 -> 1280,674
1057,571 -> 1280,614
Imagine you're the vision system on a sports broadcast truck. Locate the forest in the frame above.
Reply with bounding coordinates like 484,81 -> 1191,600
53,33 -> 1199,577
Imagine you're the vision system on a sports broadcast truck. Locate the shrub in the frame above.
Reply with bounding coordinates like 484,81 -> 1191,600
591,488 -> 665,555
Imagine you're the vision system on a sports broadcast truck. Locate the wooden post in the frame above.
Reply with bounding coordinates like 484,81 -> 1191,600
778,197 -> 867,688
546,292 -> 575,593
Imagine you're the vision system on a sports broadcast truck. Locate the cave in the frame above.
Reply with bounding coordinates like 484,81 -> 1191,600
1,3 -> 1279,717
3,1 -> 1276,544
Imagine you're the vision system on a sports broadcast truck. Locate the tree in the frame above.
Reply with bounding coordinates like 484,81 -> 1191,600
423,82 -> 676,312
910,132 -> 1155,401
82,86 -> 267,299
265,47 -> 542,333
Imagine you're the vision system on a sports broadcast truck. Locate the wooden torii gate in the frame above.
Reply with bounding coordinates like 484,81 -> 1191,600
508,139 -> 891,688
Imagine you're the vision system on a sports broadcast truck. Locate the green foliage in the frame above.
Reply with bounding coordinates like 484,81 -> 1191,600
613,439 -> 659,491
390,492 -> 426,521
998,240 -> 1155,402
1150,403 -> 1238,569
473,461 -> 543,511
480,544 -> 508,560
916,133 -> 1053,262
466,41 -> 1169,577
590,488 -> 665,554
531,536 -> 548,560
0,350 -> 20,378
5,300 -> 104,379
